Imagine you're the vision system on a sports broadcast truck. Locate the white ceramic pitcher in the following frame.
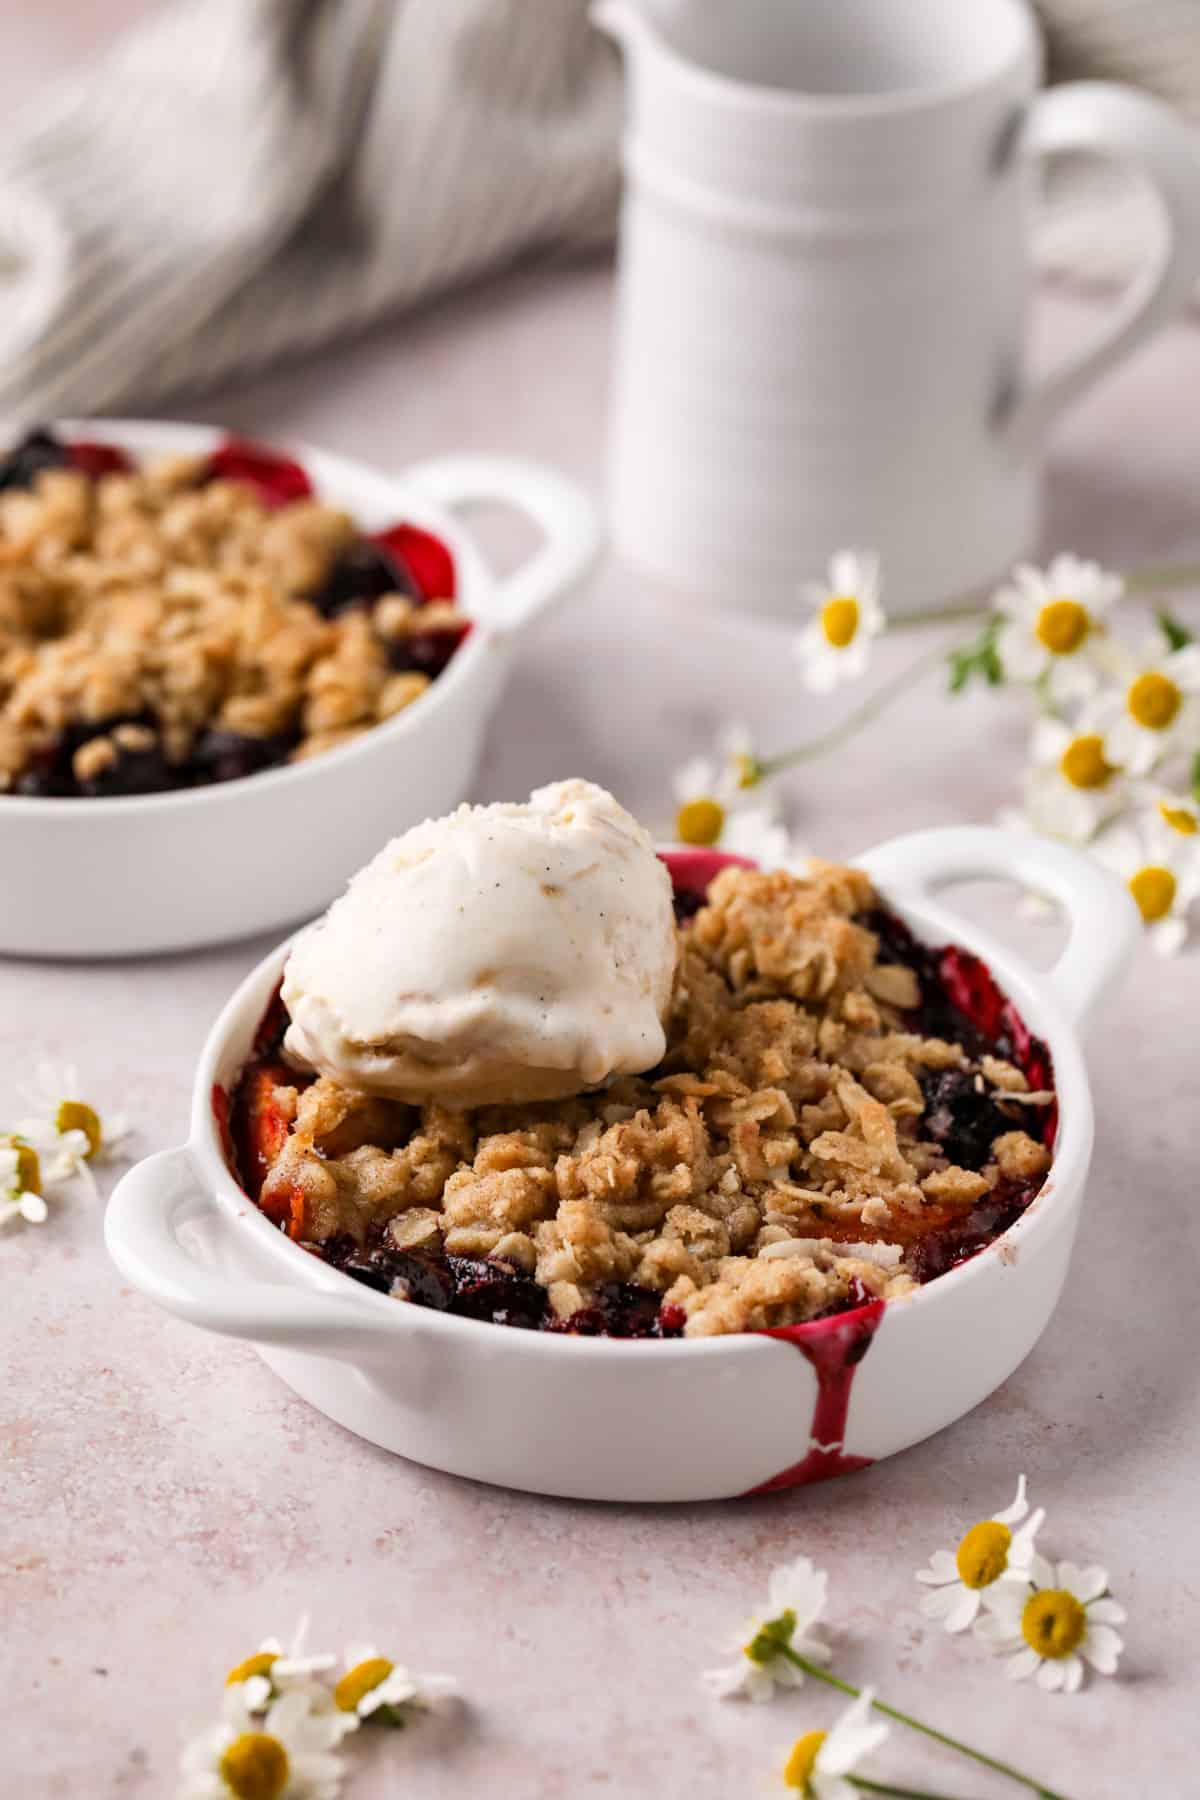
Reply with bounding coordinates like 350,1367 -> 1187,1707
598,0 -> 1200,617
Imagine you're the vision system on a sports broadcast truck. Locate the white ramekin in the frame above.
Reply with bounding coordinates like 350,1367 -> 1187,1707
105,827 -> 1138,1502
0,420 -> 600,957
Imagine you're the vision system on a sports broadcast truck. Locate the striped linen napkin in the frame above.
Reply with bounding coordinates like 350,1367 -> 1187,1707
0,0 -> 1194,420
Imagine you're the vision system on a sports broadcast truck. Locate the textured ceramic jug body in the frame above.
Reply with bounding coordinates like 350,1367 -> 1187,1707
599,0 -> 1200,617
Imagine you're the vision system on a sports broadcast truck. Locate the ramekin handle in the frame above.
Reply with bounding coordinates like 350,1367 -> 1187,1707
858,826 -> 1140,1029
105,1147 -> 394,1356
402,453 -> 601,634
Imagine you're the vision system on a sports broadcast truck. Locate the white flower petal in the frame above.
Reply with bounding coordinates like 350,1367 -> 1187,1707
1008,1507 -> 1045,1566
1059,1563 -> 1109,1604
18,1191 -> 48,1224
702,1664 -> 750,1701
766,1557 -> 827,1630
973,1615 -> 1020,1650
919,1584 -> 968,1619
915,1548 -> 960,1585
1026,1550 -> 1056,1591
1036,1658 -> 1065,1692
980,1585 -> 1027,1628
993,1474 -> 1029,1526
811,1776 -> 857,1800
1150,916 -> 1187,956
942,1588 -> 983,1634
1063,1655 -> 1085,1693
673,756 -> 716,805
1080,1625 -> 1123,1673
817,1688 -> 889,1777
1005,1648 -> 1040,1682
1045,657 -> 1102,706
1086,1597 -> 1127,1626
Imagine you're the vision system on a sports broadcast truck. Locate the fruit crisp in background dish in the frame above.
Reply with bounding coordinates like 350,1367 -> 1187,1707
0,428 -> 468,798
224,786 -> 1056,1341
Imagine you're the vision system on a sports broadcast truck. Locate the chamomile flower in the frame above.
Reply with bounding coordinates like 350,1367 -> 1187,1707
224,1617 -> 341,1722
1092,641 -> 1200,775
179,1685 -> 346,1800
992,554 -> 1120,703
673,731 -> 807,868
703,1556 -> 831,1702
915,1475 -> 1045,1634
14,1061 -> 130,1197
673,725 -> 767,843
0,1139 -> 47,1227
777,1690 -> 889,1798
1013,718 -> 1126,845
794,551 -> 885,693
975,1562 -> 1126,1693
1094,807 -> 1200,954
333,1644 -> 458,1726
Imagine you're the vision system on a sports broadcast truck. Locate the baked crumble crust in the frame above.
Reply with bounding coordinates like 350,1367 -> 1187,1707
0,453 -> 468,791
239,862 -> 1056,1339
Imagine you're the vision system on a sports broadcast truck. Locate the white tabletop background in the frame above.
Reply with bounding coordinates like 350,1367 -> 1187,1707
2,8 -> 1197,1798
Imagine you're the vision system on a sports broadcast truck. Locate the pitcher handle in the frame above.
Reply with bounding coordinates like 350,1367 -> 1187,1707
999,82 -> 1200,452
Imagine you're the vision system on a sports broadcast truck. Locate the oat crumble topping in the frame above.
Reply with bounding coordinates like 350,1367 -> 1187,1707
0,430 -> 468,796
231,862 -> 1055,1340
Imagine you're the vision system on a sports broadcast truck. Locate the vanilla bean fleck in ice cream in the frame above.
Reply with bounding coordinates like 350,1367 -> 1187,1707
281,780 -> 677,1106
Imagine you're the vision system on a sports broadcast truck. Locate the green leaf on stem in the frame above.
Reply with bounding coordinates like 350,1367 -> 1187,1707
948,618 -> 1004,693
1191,750 -> 1200,806
1158,609 -> 1194,652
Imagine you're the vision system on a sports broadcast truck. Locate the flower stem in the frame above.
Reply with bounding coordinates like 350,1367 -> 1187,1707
781,1650 -> 1071,1800
850,1779 -> 983,1800
1123,562 -> 1200,593
757,642 -> 959,779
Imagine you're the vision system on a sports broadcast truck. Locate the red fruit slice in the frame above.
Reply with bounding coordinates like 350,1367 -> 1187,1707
372,522 -> 455,601
68,441 -> 132,479
207,438 -> 313,508
232,1062 -> 292,1202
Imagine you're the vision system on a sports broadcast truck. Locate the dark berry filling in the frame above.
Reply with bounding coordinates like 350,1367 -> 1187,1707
386,622 -> 471,680
307,540 -> 417,619
0,428 -> 72,491
186,728 -> 296,786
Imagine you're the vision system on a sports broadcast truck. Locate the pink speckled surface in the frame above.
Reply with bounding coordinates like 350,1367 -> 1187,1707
2,9 -> 1198,1798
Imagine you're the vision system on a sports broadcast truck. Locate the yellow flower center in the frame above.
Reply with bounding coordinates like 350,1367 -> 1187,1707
1058,734 -> 1115,791
783,1730 -> 828,1792
675,796 -> 725,847
1127,671 -> 1181,731
1021,1589 -> 1087,1660
1129,864 -> 1176,923
3,1138 -> 41,1194
218,1732 -> 289,1800
55,1100 -> 102,1157
1034,598 -> 1090,655
955,1519 -> 1012,1589
335,1656 -> 393,1712
225,1651 -> 277,1687
1159,800 -> 1198,836
820,596 -> 860,649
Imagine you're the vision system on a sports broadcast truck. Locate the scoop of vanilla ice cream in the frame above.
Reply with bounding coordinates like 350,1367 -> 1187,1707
281,779 -> 677,1106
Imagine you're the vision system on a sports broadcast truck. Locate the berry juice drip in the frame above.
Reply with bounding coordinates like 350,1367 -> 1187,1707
744,1299 -> 887,1494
